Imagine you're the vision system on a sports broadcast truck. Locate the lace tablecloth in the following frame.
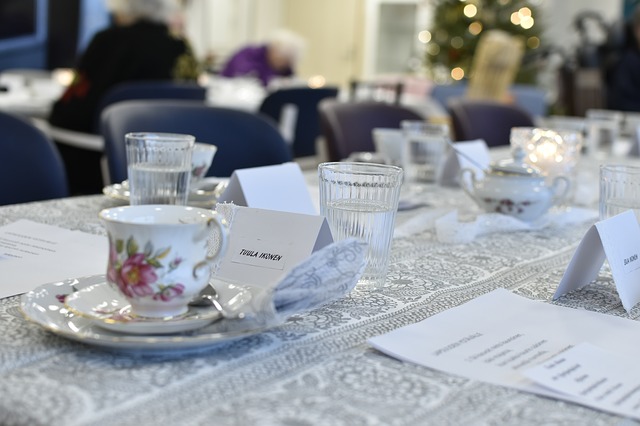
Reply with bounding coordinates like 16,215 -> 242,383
0,182 -> 637,425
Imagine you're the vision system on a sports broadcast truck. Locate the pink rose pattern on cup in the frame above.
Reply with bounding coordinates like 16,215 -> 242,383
192,163 -> 208,179
107,235 -> 185,302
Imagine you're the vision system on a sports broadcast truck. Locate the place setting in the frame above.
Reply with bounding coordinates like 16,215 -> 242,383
20,134 -> 369,354
102,137 -> 228,208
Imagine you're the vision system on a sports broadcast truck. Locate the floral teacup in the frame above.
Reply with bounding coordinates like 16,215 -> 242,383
99,205 -> 228,318
191,143 -> 218,182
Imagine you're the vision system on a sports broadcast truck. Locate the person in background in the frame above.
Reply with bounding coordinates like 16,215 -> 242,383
607,5 -> 640,111
220,29 -> 305,87
49,0 -> 199,133
48,0 -> 199,194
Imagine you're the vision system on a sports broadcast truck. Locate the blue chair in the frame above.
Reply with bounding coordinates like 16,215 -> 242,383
430,83 -> 548,118
448,99 -> 535,147
258,86 -> 339,157
319,100 -> 423,161
100,100 -> 293,183
93,80 -> 207,132
0,111 -> 69,205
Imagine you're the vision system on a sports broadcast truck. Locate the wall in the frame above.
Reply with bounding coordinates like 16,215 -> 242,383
0,0 -> 48,71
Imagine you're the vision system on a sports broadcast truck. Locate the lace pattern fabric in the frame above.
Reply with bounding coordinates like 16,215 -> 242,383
0,191 -> 635,426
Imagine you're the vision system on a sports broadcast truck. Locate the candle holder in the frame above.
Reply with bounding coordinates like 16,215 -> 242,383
510,127 -> 583,180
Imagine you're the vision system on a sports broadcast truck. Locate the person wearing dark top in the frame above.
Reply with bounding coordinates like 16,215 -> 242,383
608,6 -> 640,111
220,29 -> 305,87
48,0 -> 199,194
49,0 -> 199,132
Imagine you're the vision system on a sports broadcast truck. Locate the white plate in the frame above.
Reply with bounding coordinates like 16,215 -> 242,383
102,178 -> 228,208
20,275 -> 279,354
64,282 -> 227,335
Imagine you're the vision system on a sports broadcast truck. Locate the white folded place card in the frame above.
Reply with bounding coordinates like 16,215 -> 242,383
217,162 -> 316,214
439,139 -> 490,186
554,209 -> 640,312
215,205 -> 333,289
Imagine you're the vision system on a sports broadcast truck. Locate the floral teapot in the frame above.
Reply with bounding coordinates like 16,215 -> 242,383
459,148 -> 570,222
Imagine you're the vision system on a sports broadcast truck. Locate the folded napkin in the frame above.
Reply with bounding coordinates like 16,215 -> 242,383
393,207 -> 597,244
435,208 -> 598,244
211,203 -> 367,332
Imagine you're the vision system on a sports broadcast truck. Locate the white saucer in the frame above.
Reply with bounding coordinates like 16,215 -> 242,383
102,178 -> 228,208
20,275 -> 279,354
64,282 -> 224,335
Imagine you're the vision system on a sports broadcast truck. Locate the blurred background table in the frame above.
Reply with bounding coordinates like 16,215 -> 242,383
0,158 -> 638,426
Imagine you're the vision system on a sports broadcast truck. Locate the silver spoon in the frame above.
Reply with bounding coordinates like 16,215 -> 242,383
188,284 -> 246,319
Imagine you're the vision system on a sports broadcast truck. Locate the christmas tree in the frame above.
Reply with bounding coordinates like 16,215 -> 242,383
424,0 -> 543,84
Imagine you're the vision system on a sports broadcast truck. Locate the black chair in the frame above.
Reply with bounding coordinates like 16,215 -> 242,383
318,100 -> 423,161
0,111 -> 69,205
448,99 -> 535,147
258,86 -> 339,157
92,80 -> 207,132
100,100 -> 292,183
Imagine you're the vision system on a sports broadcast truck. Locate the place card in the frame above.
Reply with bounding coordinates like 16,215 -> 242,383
439,139 -> 490,186
217,162 -> 316,214
554,209 -> 640,312
215,206 -> 333,289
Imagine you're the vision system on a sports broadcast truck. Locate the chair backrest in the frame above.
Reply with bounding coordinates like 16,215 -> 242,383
448,99 -> 535,147
101,100 -> 292,183
258,86 -> 339,157
430,82 -> 548,118
318,100 -> 423,161
0,111 -> 69,205
93,80 -> 207,132
349,80 -> 404,105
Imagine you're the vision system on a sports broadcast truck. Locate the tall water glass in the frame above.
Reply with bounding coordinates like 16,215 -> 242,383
401,121 -> 448,183
126,132 -> 195,205
319,162 -> 403,290
599,164 -> 640,222
586,109 -> 622,158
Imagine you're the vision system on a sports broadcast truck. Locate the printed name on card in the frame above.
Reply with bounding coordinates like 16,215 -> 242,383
554,209 -> 640,312
215,206 -> 333,289
217,162 -> 316,215
439,139 -> 490,186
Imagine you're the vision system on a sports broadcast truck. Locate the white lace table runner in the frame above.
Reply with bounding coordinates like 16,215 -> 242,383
0,194 -> 635,426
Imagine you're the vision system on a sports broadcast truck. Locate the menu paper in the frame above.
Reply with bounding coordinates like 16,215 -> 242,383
369,288 -> 640,419
554,209 -> 640,312
523,342 -> 640,419
0,220 -> 107,298
439,139 -> 491,186
215,206 -> 333,289
217,162 -> 316,215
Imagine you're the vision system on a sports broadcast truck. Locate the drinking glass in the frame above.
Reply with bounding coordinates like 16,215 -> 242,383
586,109 -> 623,158
400,121 -> 449,183
318,162 -> 403,290
125,132 -> 195,205
599,164 -> 640,222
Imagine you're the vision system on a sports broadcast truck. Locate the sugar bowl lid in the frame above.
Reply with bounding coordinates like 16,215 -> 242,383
489,147 -> 543,177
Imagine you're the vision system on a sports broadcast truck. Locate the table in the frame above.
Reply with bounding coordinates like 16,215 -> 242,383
0,164 -> 637,426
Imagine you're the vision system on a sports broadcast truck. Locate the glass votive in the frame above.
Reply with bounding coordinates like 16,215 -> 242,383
510,127 -> 583,180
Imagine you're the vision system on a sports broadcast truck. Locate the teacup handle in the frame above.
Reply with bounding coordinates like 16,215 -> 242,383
192,215 -> 229,280
550,176 -> 571,205
459,168 -> 479,203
